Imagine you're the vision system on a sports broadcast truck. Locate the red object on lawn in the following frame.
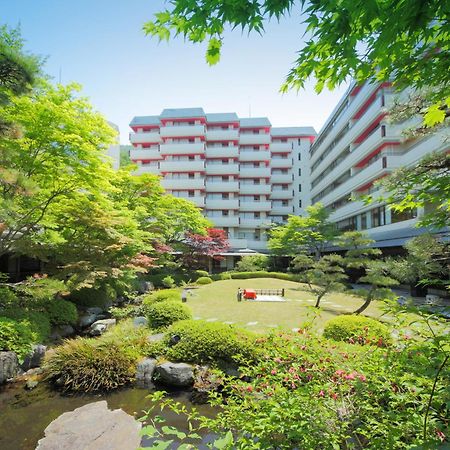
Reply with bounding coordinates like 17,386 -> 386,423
243,289 -> 257,300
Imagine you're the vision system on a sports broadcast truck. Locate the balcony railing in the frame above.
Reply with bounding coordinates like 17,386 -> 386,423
130,131 -> 161,144
239,151 -> 271,162
160,124 -> 205,138
239,134 -> 271,145
206,164 -> 239,175
160,142 -> 205,155
205,146 -> 239,159
160,160 -> 205,173
206,129 -> 239,141
130,149 -> 162,160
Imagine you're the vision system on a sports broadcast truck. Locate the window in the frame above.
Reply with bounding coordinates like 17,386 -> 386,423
282,200 -> 289,206
298,168 -> 302,176
253,162 -> 260,168
253,195 -> 260,201
222,210 -> 229,217
188,156 -> 195,161
298,199 -> 302,208
298,153 -> 301,161
188,173 -> 195,179
188,138 -> 194,143
254,179 -> 260,185
222,176 -> 229,181
222,193 -> 229,199
254,212 -> 260,218
371,206 -> 386,227
299,184 -> 302,192
188,191 -> 195,197
360,213 -> 367,230
391,208 -> 417,223
282,185 -> 288,191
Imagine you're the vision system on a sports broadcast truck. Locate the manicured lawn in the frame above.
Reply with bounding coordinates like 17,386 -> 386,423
185,278 -> 387,333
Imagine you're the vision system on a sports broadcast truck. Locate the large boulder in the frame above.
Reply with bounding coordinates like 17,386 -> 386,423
137,280 -> 154,295
88,319 -> 116,336
146,333 -> 165,343
36,400 -> 141,450
136,358 -> 157,388
50,325 -> 75,341
155,362 -> 194,387
133,316 -> 148,328
0,351 -> 19,384
78,313 -> 98,329
21,344 -> 47,371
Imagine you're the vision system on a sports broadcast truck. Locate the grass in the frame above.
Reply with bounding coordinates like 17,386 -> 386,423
184,278 -> 387,333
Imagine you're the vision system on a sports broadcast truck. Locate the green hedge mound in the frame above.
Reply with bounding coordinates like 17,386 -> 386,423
146,301 -> 192,330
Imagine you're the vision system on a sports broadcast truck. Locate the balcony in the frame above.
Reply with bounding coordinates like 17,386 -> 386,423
205,181 -> 240,192
271,205 -> 294,215
228,238 -> 248,249
270,173 -> 293,184
240,201 -> 272,212
161,178 -> 205,190
206,129 -> 239,141
174,195 -> 205,208
270,190 -> 293,200
133,165 -> 160,176
208,216 -> 240,227
130,148 -> 162,161
160,124 -> 205,138
239,218 -> 271,228
239,184 -> 271,195
239,134 -> 271,145
205,199 -> 239,210
239,151 -> 271,162
246,240 -> 269,251
160,160 -> 205,173
271,158 -> 293,169
205,146 -> 239,159
160,142 -> 205,155
270,142 -> 292,153
239,167 -> 271,178
130,131 -> 161,144
206,164 -> 239,175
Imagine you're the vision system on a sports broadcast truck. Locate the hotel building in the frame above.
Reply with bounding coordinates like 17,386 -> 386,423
129,108 -> 315,255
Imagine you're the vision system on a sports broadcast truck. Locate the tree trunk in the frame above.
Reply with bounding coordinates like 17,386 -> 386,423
354,297 -> 371,314
315,293 -> 324,308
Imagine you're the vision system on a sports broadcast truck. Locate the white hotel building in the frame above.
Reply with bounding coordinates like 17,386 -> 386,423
129,108 -> 315,255
310,81 -> 449,249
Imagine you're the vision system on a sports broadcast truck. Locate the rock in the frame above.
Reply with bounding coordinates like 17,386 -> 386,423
136,358 -> 157,388
133,316 -> 148,328
25,379 -> 39,390
0,351 -> 19,384
21,344 -> 47,371
191,366 -> 223,404
168,334 -> 181,346
51,325 -> 75,341
147,333 -> 165,343
137,280 -> 154,295
78,313 -> 98,329
86,307 -> 104,316
155,362 -> 194,387
88,319 -> 116,336
36,400 -> 141,450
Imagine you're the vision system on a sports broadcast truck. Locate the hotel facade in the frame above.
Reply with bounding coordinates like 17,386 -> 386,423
129,108 -> 315,256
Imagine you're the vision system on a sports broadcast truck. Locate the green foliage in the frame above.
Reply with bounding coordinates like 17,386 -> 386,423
335,231 -> 382,269
268,203 -> 338,258
194,270 -> 209,278
219,272 -> 232,280
228,271 -> 298,281
323,315 -> 392,347
69,284 -> 116,308
109,304 -> 142,321
235,254 -> 269,272
43,299 -> 78,326
0,284 -> 18,309
161,275 -> 175,288
43,321 -> 152,392
292,254 -> 348,308
165,320 -> 257,365
0,316 -> 34,360
146,301 -> 192,330
1,308 -> 51,343
143,289 -> 181,305
196,276 -> 213,285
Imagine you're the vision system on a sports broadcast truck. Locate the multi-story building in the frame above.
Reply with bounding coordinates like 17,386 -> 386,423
129,108 -> 316,256
309,81 -> 449,249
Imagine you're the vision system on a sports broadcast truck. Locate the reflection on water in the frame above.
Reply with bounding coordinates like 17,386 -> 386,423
0,382 -> 215,450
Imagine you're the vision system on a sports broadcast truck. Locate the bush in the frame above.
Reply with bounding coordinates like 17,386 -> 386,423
162,275 -> 175,288
0,316 -> 35,360
220,272 -> 232,280
1,308 -> 51,343
143,289 -> 181,305
146,301 -> 192,330
165,320 -> 258,365
43,321 -> 155,392
109,305 -> 142,321
44,299 -> 78,326
229,271 -> 298,281
194,270 -> 209,278
196,276 -> 213,285
69,284 -> 116,308
235,255 -> 269,272
323,315 -> 392,346
0,285 -> 19,309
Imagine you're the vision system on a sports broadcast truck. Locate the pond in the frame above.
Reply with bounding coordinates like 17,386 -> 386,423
0,381 -> 216,450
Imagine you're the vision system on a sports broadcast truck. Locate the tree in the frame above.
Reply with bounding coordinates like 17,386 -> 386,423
182,228 -> 229,272
374,152 -> 450,230
336,231 -> 397,314
235,254 -> 269,272
268,203 -> 338,259
292,253 -> 347,308
144,1 -> 450,126
387,234 -> 449,296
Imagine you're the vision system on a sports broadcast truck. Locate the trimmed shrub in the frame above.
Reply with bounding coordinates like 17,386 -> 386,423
146,301 -> 192,330
1,308 -> 51,343
143,289 -> 181,305
0,316 -> 35,360
109,305 -> 142,321
69,284 -> 117,308
44,299 -> 78,326
162,275 -> 175,288
196,276 -> 213,285
235,255 -> 269,272
323,315 -> 392,346
220,272 -> 232,280
229,271 -> 299,281
165,320 -> 258,365
194,270 -> 209,278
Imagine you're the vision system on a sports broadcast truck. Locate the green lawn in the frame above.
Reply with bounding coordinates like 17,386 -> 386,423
185,278 -> 387,333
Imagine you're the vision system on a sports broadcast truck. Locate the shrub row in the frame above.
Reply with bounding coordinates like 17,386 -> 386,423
224,271 -> 300,281
146,301 -> 192,330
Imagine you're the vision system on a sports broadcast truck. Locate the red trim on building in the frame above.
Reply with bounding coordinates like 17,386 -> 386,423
161,135 -> 206,142
354,142 -> 400,168
355,174 -> 389,192
206,122 -> 239,128
353,113 -> 386,144
130,125 -> 160,132
160,117 -> 206,125
161,171 -> 206,175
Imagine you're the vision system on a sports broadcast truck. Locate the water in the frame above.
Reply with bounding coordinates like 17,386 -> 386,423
0,382 -> 215,450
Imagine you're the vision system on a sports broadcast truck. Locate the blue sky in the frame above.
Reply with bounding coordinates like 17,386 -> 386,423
3,0 -> 349,143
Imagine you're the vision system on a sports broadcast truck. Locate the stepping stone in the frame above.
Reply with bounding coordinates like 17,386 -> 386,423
206,318 -> 218,322
267,324 -> 278,328
246,321 -> 258,326
223,321 -> 235,324
193,316 -> 202,320
292,328 -> 300,332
